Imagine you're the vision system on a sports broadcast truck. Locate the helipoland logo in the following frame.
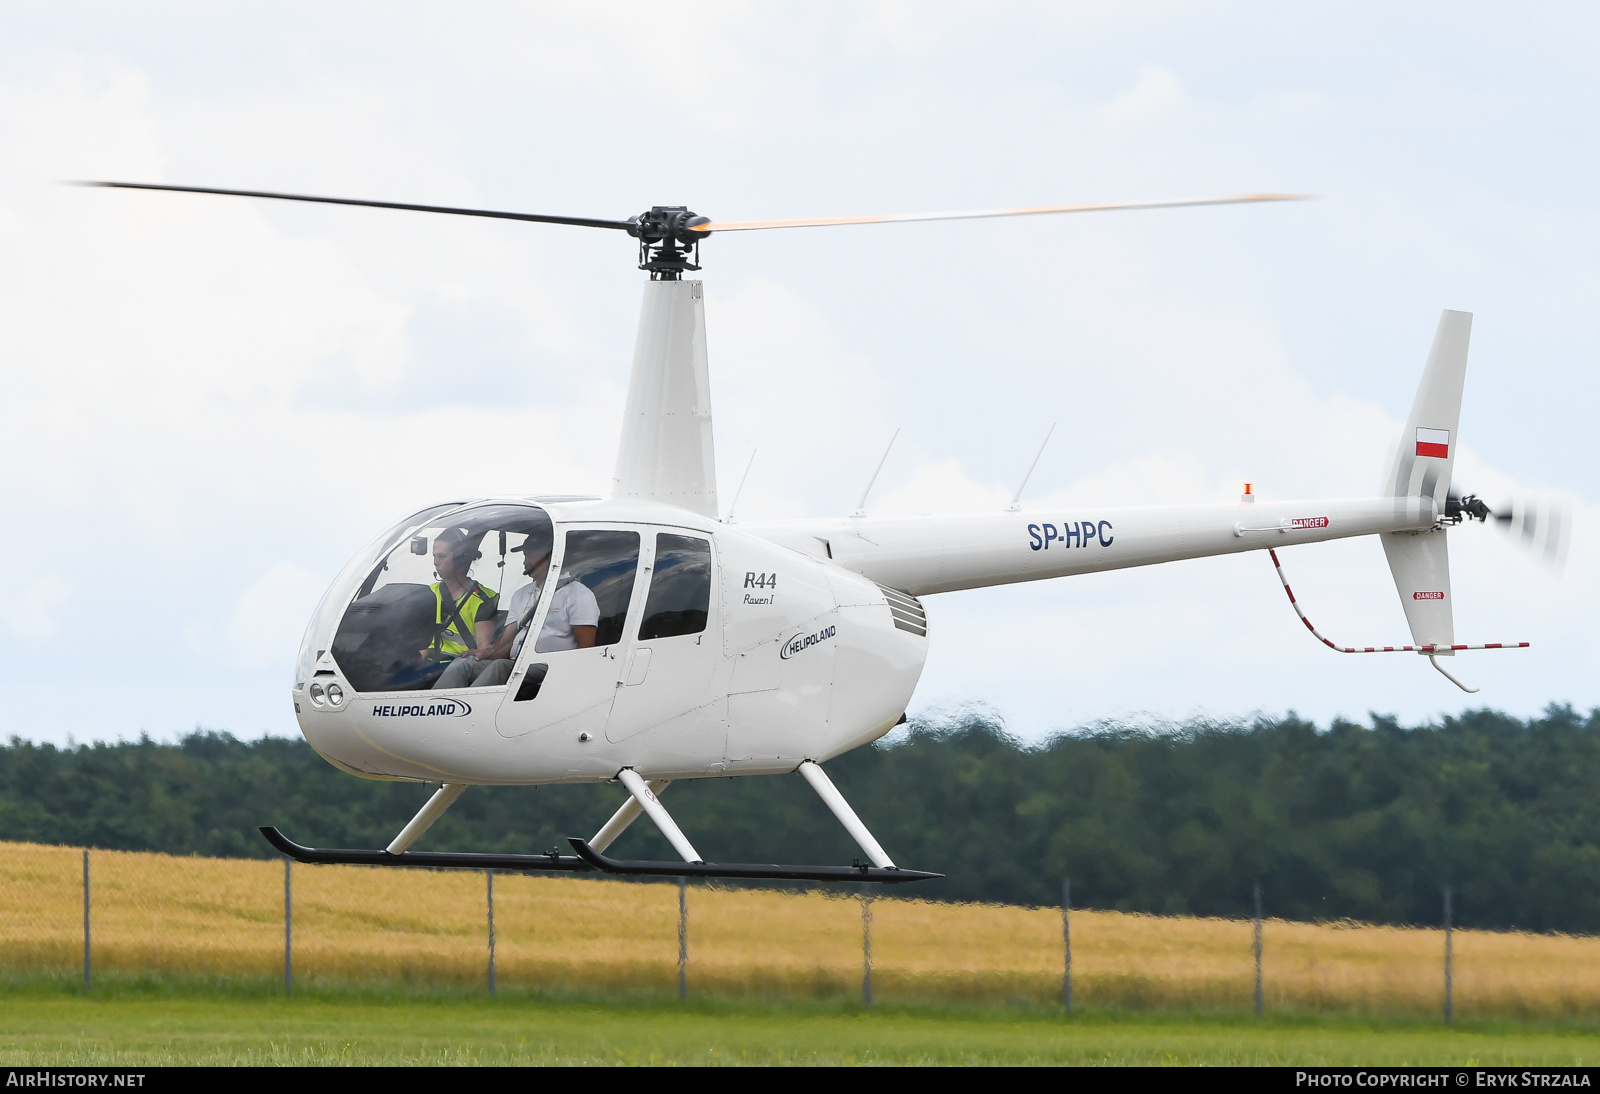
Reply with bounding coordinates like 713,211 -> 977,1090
371,700 -> 474,718
780,625 -> 837,660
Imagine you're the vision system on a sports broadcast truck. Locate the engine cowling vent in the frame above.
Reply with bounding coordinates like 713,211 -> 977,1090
876,583 -> 928,637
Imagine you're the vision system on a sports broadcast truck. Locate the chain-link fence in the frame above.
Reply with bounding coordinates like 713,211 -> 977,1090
5,841 -> 1600,1017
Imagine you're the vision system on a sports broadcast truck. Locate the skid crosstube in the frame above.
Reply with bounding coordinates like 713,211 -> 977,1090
567,838 -> 942,884
258,827 -> 941,884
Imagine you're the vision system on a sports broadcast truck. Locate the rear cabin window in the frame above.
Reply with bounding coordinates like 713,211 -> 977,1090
638,533 -> 712,640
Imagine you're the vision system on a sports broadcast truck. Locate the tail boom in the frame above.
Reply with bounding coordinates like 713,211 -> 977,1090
749,496 -> 1436,597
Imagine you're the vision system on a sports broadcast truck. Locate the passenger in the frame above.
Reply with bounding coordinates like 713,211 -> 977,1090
534,541 -> 600,653
426,528 -> 498,668
434,530 -> 597,689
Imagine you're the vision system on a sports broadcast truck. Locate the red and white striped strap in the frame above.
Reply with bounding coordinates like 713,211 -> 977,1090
1267,549 -> 1528,654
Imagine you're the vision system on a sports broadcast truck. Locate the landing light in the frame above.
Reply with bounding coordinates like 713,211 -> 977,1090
308,682 -> 326,707
327,684 -> 345,708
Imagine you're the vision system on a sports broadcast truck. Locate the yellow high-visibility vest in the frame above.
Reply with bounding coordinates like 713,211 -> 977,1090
431,581 -> 497,657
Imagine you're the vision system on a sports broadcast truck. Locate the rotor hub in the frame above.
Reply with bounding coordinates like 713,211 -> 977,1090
627,206 -> 711,279
1444,492 -> 1492,524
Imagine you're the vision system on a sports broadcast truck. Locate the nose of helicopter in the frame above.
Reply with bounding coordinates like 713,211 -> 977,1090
294,681 -> 402,778
295,685 -> 485,782
289,499 -> 569,780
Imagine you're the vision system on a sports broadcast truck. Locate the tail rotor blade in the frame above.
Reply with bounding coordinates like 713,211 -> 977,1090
1493,494 -> 1573,568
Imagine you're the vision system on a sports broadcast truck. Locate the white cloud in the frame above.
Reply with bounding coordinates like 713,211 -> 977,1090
1100,67 -> 1188,128
709,277 -> 898,520
0,576 -> 73,641
876,457 -> 1008,514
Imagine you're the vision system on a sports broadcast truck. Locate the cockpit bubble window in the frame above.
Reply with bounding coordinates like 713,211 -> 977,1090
536,530 -> 640,652
329,503 -> 553,693
638,534 -> 711,640
294,500 -> 464,690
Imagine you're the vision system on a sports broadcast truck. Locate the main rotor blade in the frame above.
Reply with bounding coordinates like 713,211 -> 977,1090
75,181 -> 634,232
693,193 -> 1309,233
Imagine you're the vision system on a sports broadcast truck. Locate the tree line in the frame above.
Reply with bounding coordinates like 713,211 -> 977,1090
3,704 -> 1598,933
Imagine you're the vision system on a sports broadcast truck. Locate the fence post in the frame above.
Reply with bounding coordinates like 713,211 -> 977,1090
1443,886 -> 1453,1023
1061,876 -> 1072,1014
486,870 -> 497,998
1253,882 -> 1264,1016
283,857 -> 293,996
677,877 -> 688,1001
861,885 -> 874,1007
82,850 -> 90,990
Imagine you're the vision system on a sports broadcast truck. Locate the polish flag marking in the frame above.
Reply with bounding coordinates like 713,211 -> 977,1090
1416,427 -> 1450,458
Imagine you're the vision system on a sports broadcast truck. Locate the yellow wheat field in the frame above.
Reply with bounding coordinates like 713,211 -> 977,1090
2,841 -> 1597,1016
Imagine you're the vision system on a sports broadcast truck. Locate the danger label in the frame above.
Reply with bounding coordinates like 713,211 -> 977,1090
1413,591 -> 1446,600
1289,516 -> 1330,530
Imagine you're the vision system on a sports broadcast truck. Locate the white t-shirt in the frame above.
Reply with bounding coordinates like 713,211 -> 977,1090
504,582 -> 540,659
531,579 -> 601,654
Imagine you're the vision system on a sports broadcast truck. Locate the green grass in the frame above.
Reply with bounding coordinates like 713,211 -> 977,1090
2,981 -> 1599,1065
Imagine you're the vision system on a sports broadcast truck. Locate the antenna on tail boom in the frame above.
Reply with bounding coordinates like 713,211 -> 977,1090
853,429 -> 900,517
1008,423 -> 1055,512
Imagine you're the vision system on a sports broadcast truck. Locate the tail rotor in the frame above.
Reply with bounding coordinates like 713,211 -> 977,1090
1446,490 -> 1571,569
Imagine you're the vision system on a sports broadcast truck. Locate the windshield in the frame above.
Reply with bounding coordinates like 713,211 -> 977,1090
294,501 -> 465,689
329,502 -> 555,693
299,502 -> 555,693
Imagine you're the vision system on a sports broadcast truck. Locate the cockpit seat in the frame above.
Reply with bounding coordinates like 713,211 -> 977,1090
332,582 -> 448,692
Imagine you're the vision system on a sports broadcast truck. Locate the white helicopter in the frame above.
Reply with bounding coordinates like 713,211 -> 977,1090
87,182 -> 1566,885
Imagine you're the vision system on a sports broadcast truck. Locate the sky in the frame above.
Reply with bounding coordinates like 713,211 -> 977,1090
1,2 -> 1596,746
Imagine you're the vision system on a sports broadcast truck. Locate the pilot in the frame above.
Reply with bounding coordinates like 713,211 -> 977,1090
433,530 -> 598,689
427,528 -> 498,666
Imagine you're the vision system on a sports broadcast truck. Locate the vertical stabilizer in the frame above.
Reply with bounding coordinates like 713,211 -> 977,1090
1380,310 -> 1471,654
612,280 -> 718,518
1383,310 -> 1471,507
1381,530 -> 1455,650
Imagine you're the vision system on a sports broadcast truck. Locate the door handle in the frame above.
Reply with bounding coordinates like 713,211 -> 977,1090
624,647 -> 652,686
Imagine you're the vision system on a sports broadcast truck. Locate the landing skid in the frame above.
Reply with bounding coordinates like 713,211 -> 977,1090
567,838 -> 940,884
259,825 -> 590,872
258,826 -> 941,884
262,757 -> 937,885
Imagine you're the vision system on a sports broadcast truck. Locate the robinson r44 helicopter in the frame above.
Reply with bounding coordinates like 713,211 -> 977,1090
87,181 -> 1566,885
